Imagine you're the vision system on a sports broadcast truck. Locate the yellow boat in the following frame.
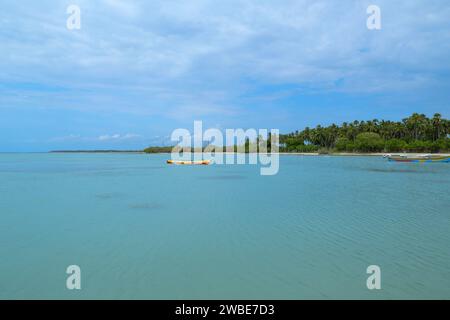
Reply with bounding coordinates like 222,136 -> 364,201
166,159 -> 211,165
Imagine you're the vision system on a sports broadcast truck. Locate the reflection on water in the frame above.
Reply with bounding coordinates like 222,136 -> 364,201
366,168 -> 432,173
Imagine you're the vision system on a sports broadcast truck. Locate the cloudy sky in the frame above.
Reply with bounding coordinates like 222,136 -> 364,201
1,0 -> 449,151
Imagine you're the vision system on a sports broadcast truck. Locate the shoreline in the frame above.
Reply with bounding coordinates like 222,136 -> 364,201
47,151 -> 450,157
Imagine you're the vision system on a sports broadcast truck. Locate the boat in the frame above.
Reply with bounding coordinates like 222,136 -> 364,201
386,154 -> 450,163
166,159 -> 212,165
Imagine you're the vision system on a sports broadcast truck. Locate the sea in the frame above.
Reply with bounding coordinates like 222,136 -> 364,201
0,153 -> 449,299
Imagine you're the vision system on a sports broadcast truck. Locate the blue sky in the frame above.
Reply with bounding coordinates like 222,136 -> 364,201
1,0 -> 450,151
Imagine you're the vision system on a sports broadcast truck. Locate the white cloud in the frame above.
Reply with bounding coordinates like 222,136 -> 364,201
98,133 -> 141,141
1,0 -> 449,117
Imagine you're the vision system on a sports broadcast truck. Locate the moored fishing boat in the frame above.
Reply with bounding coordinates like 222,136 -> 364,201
385,154 -> 450,163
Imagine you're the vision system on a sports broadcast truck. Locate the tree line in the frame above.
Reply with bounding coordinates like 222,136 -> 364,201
279,113 -> 450,153
143,113 -> 449,154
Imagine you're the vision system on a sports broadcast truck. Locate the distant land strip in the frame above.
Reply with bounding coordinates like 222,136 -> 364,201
50,150 -> 144,153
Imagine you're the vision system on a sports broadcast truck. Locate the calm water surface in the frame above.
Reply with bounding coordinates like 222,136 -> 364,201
0,153 -> 449,299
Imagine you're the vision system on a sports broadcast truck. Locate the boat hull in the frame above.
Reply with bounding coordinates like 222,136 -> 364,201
167,160 -> 211,165
388,156 -> 450,163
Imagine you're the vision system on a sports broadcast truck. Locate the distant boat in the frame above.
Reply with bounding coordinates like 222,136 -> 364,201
385,154 -> 450,163
167,159 -> 211,165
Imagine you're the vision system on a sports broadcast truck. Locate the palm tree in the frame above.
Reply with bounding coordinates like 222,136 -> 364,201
432,113 -> 443,140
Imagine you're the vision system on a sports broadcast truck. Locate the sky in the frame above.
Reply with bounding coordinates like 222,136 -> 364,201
0,0 -> 450,151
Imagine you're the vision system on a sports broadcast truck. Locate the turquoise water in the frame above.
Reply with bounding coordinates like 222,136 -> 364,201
0,153 -> 449,299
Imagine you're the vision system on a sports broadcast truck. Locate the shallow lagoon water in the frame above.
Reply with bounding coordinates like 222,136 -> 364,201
0,153 -> 449,299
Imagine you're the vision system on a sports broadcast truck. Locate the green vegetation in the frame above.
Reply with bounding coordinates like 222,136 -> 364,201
139,113 -> 449,154
354,132 -> 385,152
143,134 -> 274,154
143,146 -> 174,153
280,113 -> 450,153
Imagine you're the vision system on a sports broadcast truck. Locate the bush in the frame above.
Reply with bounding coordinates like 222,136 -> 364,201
354,132 -> 384,152
406,140 -> 429,152
335,137 -> 356,152
405,140 -> 450,153
296,144 -> 319,152
384,139 -> 407,152
335,137 -> 350,151
345,142 -> 355,152
434,138 -> 450,152
430,140 -> 443,153
435,138 -> 450,152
